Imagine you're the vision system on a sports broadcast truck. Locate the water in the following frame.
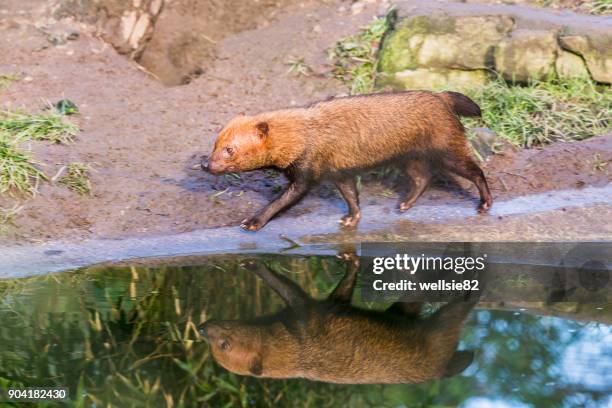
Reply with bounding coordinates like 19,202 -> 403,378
0,254 -> 610,407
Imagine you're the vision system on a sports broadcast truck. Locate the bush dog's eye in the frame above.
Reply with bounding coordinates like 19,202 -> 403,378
225,147 -> 234,156
220,340 -> 230,351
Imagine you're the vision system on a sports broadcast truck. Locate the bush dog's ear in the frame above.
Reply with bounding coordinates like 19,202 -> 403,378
255,122 -> 269,139
249,357 -> 263,376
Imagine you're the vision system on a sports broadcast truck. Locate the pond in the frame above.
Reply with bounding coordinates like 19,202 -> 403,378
0,254 -> 610,407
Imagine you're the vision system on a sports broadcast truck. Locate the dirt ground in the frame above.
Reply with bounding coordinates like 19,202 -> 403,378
0,0 -> 610,246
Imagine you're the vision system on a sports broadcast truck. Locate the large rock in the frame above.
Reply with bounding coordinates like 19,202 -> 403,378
559,35 -> 612,84
382,68 -> 489,90
379,14 -> 514,73
494,29 -> 558,82
555,50 -> 590,79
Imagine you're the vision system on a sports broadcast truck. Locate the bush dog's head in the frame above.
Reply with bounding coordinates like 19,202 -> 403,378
201,319 -> 300,379
207,115 -> 271,174
201,319 -> 265,376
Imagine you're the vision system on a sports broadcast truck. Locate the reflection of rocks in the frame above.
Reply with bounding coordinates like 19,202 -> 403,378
378,3 -> 612,89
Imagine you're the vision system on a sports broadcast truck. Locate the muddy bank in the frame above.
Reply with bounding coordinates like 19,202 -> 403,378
0,0 -> 610,248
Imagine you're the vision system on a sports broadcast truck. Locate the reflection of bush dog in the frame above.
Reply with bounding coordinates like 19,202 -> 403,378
206,91 -> 493,231
201,254 -> 477,384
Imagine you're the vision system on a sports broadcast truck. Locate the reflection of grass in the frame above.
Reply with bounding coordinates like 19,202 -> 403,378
462,77 -> 611,148
57,163 -> 92,195
328,10 -> 394,95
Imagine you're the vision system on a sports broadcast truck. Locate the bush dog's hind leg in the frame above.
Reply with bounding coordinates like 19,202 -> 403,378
334,176 -> 361,227
399,159 -> 431,212
387,301 -> 424,318
241,176 -> 312,231
242,260 -> 310,308
329,252 -> 359,303
444,154 -> 493,213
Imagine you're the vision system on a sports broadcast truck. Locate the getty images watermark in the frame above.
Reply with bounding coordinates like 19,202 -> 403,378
359,242 -> 610,302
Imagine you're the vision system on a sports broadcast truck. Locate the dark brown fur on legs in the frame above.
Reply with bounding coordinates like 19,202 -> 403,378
206,91 -> 493,231
201,253 -> 477,384
400,158 -> 431,212
334,176 -> 360,227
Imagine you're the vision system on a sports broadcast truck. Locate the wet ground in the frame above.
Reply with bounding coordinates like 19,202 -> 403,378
0,253 -> 610,407
1,183 -> 610,278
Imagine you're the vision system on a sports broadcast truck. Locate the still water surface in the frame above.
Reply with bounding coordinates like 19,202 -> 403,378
0,254 -> 610,407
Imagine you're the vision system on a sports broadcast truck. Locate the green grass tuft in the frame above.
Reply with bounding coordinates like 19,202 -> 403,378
57,163 -> 93,195
0,205 -> 22,233
328,10 -> 394,95
585,0 -> 612,14
0,109 -> 78,144
462,77 -> 611,148
0,74 -> 21,91
0,135 -> 47,196
286,57 -> 312,77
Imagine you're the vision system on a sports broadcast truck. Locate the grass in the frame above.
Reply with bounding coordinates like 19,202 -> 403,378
462,77 -> 611,148
0,135 -> 47,196
585,0 -> 612,14
0,74 -> 21,91
0,109 -> 78,144
0,107 -> 79,197
328,10 -> 394,95
286,57 -> 312,77
0,205 -> 22,233
533,0 -> 611,14
56,163 -> 92,195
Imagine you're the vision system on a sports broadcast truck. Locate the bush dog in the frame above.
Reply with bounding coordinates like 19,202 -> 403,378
201,254 -> 477,384
206,91 -> 493,231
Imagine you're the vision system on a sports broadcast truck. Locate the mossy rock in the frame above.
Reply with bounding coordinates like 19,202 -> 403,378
559,35 -> 612,84
555,50 -> 590,79
380,68 -> 489,91
494,29 -> 558,82
379,14 -> 514,74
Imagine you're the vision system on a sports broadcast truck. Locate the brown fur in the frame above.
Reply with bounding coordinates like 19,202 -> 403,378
202,255 -> 477,384
206,91 -> 493,231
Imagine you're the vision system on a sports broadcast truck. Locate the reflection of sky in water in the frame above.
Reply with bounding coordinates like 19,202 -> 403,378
462,397 -> 530,408
562,323 -> 612,390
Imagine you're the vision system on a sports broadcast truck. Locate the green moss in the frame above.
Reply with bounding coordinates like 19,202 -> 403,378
378,15 -> 457,74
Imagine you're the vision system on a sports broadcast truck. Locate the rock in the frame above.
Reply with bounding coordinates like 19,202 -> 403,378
469,127 -> 513,159
555,50 -> 590,79
559,35 -> 612,84
381,68 -> 489,90
379,14 -> 514,73
494,29 -> 558,82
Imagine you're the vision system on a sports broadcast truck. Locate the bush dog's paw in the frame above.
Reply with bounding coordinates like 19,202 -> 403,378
477,200 -> 492,213
240,259 -> 259,270
241,217 -> 266,231
398,202 -> 414,213
337,251 -> 359,266
339,213 -> 361,228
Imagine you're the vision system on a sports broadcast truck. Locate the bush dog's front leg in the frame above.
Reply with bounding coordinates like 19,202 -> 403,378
241,179 -> 311,231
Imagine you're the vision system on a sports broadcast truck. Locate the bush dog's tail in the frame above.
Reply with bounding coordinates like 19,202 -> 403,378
439,91 -> 481,118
